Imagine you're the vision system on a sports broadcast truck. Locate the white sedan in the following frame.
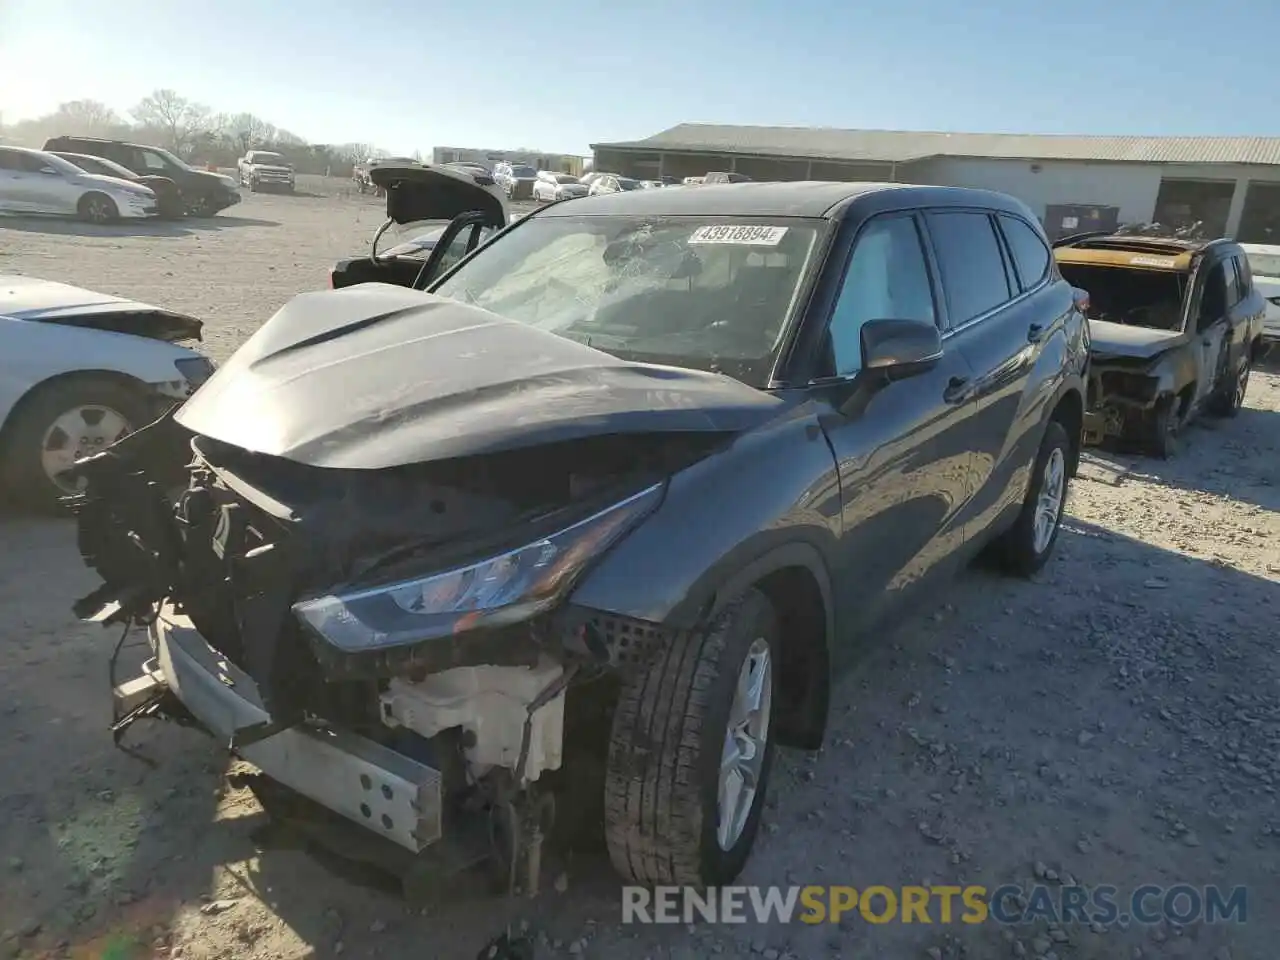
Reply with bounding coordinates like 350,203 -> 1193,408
1240,243 -> 1280,347
0,276 -> 215,510
532,172 -> 589,202
0,146 -> 158,223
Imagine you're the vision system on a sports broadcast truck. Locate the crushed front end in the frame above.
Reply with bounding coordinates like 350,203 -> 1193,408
1082,354 -> 1165,446
68,411 -> 709,894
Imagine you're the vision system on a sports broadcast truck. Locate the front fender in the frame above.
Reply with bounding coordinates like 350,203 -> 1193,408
568,410 -> 840,638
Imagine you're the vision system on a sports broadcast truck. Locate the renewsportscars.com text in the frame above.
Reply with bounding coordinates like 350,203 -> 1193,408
622,884 -> 1248,926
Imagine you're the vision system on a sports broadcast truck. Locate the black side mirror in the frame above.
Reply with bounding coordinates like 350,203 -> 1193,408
861,318 -> 943,379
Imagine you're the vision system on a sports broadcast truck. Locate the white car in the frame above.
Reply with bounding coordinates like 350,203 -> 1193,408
588,175 -> 642,196
0,276 -> 215,509
1239,243 -> 1280,347
532,171 -> 589,202
0,146 -> 158,223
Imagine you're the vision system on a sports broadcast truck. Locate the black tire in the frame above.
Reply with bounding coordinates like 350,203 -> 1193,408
249,178 -> 259,193
0,377 -> 152,513
187,194 -> 214,217
1147,393 -> 1182,459
1208,357 -> 1250,418
989,419 -> 1072,577
77,192 -> 118,224
604,589 -> 779,886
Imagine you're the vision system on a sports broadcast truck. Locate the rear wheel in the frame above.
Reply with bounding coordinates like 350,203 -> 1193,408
0,377 -> 151,513
604,589 -> 779,886
78,193 -> 118,224
988,419 -> 1072,577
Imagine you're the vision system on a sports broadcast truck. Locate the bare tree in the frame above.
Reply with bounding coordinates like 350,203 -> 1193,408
131,89 -> 212,155
49,100 -> 121,136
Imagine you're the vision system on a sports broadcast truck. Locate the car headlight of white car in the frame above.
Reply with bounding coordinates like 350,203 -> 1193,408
292,482 -> 664,652
174,355 -> 216,388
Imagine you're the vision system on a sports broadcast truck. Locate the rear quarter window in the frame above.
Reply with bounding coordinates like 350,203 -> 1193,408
998,215 -> 1052,291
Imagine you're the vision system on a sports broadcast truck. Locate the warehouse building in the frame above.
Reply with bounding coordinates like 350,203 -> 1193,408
591,125 -> 1280,241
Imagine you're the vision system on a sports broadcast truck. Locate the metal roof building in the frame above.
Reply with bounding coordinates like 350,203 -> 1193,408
591,125 -> 1280,241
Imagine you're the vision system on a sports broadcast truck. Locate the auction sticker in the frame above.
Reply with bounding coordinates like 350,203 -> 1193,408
688,224 -> 789,246
1129,255 -> 1179,268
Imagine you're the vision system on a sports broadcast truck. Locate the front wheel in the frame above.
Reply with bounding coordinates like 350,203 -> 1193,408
0,377 -> 151,513
1147,394 -> 1182,459
604,589 -> 779,886
78,193 -> 118,224
1208,358 -> 1250,418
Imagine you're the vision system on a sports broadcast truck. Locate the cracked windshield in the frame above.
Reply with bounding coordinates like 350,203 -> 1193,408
2,1 -> 1278,959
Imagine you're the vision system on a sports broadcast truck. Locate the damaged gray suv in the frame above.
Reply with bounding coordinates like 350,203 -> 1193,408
70,166 -> 1088,894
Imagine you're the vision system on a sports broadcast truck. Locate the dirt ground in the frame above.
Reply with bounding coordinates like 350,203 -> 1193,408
1,182 -> 1278,960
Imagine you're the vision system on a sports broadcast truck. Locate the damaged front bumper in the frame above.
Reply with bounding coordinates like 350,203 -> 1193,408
118,603 -> 443,852
1082,361 -> 1163,445
73,414 -> 692,886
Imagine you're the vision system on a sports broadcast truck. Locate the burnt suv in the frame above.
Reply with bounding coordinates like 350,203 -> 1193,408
70,170 -> 1087,894
43,136 -> 241,217
1054,227 -> 1266,457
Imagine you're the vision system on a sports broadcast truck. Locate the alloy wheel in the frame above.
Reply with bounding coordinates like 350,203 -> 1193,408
717,637 -> 772,851
1032,446 -> 1066,554
40,404 -> 131,492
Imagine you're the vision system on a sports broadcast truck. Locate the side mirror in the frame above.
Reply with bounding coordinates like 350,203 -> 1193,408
39,166 -> 61,176
861,318 -> 943,379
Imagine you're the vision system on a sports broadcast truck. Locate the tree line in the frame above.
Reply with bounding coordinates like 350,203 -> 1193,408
0,90 -> 405,177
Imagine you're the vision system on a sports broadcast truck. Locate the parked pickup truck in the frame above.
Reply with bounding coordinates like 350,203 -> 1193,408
237,150 -> 295,193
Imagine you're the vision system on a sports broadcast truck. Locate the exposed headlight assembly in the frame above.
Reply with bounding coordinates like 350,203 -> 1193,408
174,355 -> 216,388
293,482 -> 664,652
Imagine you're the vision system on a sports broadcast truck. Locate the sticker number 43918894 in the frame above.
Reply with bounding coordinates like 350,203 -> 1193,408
688,224 -> 789,246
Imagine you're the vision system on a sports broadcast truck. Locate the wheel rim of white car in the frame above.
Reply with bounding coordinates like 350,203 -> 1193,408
718,637 -> 772,851
41,405 -> 131,492
87,197 -> 111,223
1033,446 -> 1066,554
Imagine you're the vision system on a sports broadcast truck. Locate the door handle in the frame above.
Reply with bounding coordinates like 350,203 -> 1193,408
943,376 -> 972,404
1027,323 -> 1045,344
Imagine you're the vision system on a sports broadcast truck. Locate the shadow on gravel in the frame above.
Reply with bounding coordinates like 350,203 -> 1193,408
1081,395 -> 1280,513
0,214 -> 279,239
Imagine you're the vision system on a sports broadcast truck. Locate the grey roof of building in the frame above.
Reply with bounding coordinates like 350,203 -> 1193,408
592,124 -> 1280,167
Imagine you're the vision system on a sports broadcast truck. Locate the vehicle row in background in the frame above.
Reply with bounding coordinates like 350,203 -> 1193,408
43,136 -> 241,217
0,146 -> 160,223
237,150 -> 295,193
353,156 -> 421,195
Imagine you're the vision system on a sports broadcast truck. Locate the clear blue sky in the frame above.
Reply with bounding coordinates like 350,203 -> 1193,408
3,0 -> 1278,157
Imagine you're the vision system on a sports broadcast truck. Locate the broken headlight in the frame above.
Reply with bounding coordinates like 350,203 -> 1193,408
292,482 -> 664,652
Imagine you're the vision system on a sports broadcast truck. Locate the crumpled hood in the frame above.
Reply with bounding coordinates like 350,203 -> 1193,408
1088,320 -> 1185,360
0,275 -> 202,342
174,283 -> 785,469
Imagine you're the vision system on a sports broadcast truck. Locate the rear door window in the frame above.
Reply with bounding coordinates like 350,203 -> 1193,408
997,215 -> 1052,291
925,211 -> 1013,327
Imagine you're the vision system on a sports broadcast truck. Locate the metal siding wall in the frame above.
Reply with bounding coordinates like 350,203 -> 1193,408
904,158 -> 1163,227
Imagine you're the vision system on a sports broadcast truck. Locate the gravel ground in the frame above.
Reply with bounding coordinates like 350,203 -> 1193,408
1,186 -> 1277,960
